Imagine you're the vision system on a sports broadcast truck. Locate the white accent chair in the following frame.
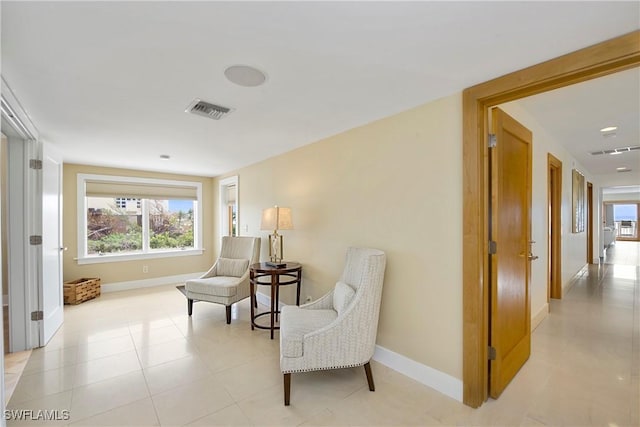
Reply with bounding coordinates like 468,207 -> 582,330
185,236 -> 260,323
279,247 -> 386,405
603,226 -> 615,248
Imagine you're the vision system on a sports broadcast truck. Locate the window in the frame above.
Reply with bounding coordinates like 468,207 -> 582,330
78,174 -> 203,264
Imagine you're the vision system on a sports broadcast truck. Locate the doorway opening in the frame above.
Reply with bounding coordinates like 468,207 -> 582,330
462,31 -> 639,408
1,134 -> 7,354
548,154 -> 562,300
604,202 -> 639,242
587,182 -> 594,263
218,176 -> 239,241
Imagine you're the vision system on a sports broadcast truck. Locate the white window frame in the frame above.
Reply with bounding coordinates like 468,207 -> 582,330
77,173 -> 203,264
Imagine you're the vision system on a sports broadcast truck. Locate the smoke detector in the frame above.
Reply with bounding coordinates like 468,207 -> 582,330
185,99 -> 233,120
224,65 -> 267,87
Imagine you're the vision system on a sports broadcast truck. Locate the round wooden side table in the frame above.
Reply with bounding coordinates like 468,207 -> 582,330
250,262 -> 302,339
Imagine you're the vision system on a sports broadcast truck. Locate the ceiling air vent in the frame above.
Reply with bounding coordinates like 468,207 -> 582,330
185,99 -> 233,120
589,145 -> 640,156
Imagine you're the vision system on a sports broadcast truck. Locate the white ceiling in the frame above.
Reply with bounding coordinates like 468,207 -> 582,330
1,1 -> 639,177
507,67 -> 640,177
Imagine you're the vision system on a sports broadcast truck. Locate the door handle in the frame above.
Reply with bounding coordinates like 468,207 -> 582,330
59,247 -> 68,251
528,253 -> 538,261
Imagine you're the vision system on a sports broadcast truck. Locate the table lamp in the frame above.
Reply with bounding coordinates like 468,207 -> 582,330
260,206 -> 293,267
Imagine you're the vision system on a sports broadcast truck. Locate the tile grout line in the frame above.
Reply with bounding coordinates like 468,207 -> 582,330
129,318 -> 162,427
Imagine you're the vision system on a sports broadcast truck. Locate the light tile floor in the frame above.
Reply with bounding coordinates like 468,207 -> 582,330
4,350 -> 32,405
604,240 -> 640,266
5,245 -> 639,426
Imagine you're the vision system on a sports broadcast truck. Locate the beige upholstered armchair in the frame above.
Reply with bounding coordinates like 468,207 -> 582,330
185,236 -> 260,323
279,247 -> 386,405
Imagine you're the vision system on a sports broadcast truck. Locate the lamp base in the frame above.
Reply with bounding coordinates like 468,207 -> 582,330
266,261 -> 287,268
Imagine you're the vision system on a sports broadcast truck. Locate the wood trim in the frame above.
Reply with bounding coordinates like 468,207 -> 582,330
462,30 -> 640,408
548,154 -> 562,301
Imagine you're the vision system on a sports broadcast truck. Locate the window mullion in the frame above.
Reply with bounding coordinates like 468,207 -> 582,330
142,199 -> 150,253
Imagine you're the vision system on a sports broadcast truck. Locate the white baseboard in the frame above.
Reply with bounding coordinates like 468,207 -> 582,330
255,291 -> 285,309
531,303 -> 548,331
373,345 -> 463,402
101,272 -> 205,293
259,292 -> 463,402
563,264 -> 589,294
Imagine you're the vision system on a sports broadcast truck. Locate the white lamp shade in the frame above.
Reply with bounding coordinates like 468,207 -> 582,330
260,206 -> 293,231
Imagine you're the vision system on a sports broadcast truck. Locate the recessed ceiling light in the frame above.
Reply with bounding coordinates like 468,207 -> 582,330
224,65 -> 267,87
600,126 -> 618,133
160,154 -> 171,160
616,167 -> 628,171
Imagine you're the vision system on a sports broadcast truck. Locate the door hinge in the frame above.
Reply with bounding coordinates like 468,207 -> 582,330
29,159 -> 43,170
31,311 -> 44,321
489,240 -> 497,255
488,346 -> 497,360
29,235 -> 42,245
488,133 -> 497,148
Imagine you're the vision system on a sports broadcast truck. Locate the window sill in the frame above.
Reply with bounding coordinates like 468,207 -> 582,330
76,248 -> 204,265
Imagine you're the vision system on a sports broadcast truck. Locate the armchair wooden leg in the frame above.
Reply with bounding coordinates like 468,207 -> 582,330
283,373 -> 291,406
364,362 -> 375,391
226,305 -> 232,324
187,299 -> 193,316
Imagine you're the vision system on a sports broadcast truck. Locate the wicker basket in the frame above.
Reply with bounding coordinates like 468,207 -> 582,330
64,278 -> 101,305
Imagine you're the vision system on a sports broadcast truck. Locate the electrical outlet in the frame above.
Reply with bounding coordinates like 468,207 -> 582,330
142,265 -> 149,273
305,295 -> 312,303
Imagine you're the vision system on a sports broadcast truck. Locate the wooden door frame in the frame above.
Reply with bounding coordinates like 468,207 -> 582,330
587,182 -> 594,263
547,154 -> 562,301
462,30 -> 640,408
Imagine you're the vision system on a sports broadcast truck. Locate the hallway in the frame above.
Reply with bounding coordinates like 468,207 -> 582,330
471,243 -> 639,425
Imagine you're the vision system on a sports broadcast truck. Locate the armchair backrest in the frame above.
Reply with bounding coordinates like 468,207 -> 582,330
338,247 -> 386,349
339,247 -> 386,291
219,236 -> 261,265
329,247 -> 386,361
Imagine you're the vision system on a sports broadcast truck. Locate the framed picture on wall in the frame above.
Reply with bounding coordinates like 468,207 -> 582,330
572,169 -> 585,233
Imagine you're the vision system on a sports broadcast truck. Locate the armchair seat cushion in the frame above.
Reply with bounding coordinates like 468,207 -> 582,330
280,306 -> 337,358
186,276 -> 243,297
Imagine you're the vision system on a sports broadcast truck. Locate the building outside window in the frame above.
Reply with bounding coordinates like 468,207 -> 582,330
115,197 -> 142,210
78,174 -> 203,263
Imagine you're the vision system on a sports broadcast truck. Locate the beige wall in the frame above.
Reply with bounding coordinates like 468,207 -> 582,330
216,94 -> 464,379
63,164 -> 215,285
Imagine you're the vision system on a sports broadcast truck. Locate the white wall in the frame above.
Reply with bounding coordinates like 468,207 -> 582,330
596,172 -> 640,189
0,134 -> 6,418
603,192 -> 640,202
6,137 -> 30,352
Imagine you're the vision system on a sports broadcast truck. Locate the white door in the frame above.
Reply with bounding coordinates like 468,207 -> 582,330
40,142 -> 63,345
